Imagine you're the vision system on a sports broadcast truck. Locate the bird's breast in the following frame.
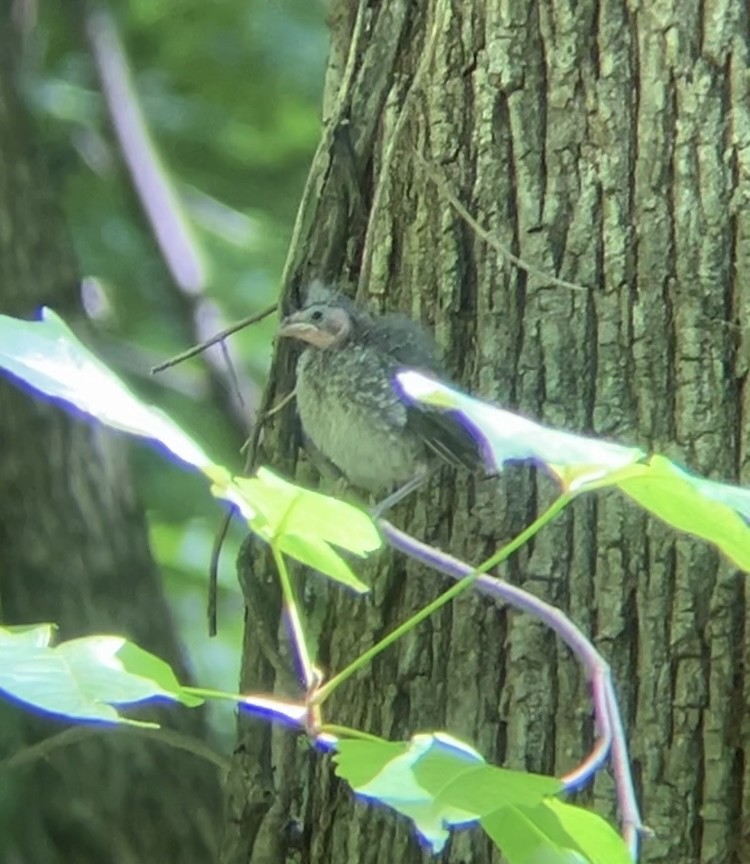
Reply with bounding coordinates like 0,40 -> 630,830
295,348 -> 425,492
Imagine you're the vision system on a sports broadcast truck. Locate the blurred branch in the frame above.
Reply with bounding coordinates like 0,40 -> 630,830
84,5 -> 259,433
84,5 -> 281,638
85,8 -> 204,291
0,724 -> 231,775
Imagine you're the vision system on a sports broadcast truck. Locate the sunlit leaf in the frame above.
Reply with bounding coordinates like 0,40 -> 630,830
334,734 -> 482,852
335,732 -> 629,862
398,371 -> 750,572
397,371 -> 643,487
0,311 -> 380,590
246,468 -> 380,556
479,797 -> 631,864
611,456 -> 750,570
0,308 -> 220,477
222,469 -> 379,592
0,626 -> 194,726
333,739 -> 408,787
427,761 -> 563,815
116,641 -> 203,707
336,734 -> 562,854
540,799 -> 632,864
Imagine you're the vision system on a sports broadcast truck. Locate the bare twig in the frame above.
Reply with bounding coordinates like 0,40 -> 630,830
151,304 -> 277,374
356,0 -> 447,302
207,352 -> 294,636
207,506 -> 233,637
379,520 -> 644,860
86,5 -> 260,429
239,390 -> 296,456
413,151 -> 589,294
0,724 -> 231,776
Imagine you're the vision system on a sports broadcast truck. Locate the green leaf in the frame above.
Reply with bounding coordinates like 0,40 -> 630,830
0,626 -> 194,726
334,734 -> 481,852
222,468 -> 380,592
481,798 -> 631,864
397,371 -> 643,488
334,739 -> 409,787
275,532 -> 370,592
398,372 -> 750,572
0,308 -> 221,477
334,734 -> 630,863
612,456 -> 750,570
482,802 -> 585,863
115,641 -> 203,707
236,468 -> 381,555
335,734 -> 560,854
427,763 -> 563,816
542,799 -> 632,864
0,310 -> 381,588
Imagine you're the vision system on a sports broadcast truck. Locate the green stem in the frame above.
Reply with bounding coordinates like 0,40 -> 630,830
313,491 -> 573,705
314,570 -> 477,704
320,724 -> 388,744
183,685 -> 247,703
272,544 -> 315,689
477,489 -> 574,572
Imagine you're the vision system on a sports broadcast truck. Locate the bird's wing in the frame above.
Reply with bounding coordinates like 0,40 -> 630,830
355,311 -> 488,472
404,401 -> 487,472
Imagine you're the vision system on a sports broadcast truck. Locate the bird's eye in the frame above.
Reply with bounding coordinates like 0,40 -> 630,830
310,309 -> 324,322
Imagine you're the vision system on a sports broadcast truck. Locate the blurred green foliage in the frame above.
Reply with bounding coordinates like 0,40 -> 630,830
21,0 -> 327,741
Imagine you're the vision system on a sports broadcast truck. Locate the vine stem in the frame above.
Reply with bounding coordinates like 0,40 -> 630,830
312,492 -> 573,705
380,520 -> 644,860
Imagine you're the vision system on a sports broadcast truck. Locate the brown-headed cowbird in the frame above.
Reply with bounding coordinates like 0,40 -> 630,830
279,285 -> 483,510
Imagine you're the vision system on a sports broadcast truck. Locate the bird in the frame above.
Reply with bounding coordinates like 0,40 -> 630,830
278,284 -> 485,512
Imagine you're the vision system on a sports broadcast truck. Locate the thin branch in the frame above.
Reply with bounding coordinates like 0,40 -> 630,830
151,304 -> 277,374
315,494 -> 571,705
279,0 -> 369,291
207,507 -> 233,637
356,0 -> 447,301
240,389 -> 296,455
272,545 -> 315,691
413,150 -> 590,294
87,6 -> 260,432
0,723 -> 231,776
379,520 -> 644,858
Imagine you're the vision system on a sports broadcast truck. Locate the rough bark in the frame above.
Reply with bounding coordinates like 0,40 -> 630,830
225,1 -> 750,863
0,23 -> 221,864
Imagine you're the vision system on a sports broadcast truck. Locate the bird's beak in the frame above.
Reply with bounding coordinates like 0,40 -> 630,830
279,313 -> 330,346
278,317 -> 314,340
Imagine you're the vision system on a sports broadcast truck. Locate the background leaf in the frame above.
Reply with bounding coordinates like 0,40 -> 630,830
0,309 -> 217,474
0,627 -> 194,726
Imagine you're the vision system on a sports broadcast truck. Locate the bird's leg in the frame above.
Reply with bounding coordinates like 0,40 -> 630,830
370,465 -> 432,517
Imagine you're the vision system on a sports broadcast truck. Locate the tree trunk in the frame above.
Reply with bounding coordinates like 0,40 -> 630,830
0,23 -> 221,864
224,2 -> 750,863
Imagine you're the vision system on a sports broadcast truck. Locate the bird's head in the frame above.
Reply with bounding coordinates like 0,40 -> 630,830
278,297 -> 357,349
